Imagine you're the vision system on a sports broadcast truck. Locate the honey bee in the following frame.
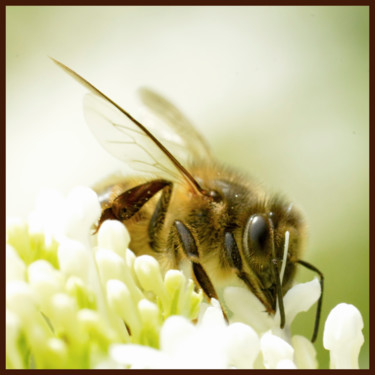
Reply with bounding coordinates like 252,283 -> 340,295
52,59 -> 323,342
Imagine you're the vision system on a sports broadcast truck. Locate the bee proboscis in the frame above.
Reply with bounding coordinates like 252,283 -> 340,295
52,58 -> 324,342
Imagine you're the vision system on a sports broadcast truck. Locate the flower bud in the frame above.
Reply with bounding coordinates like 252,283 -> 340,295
323,303 -> 364,369
6,244 -> 26,282
63,186 -> 101,241
106,279 -> 141,337
58,238 -> 90,282
134,255 -> 165,300
27,260 -> 64,310
6,281 -> 38,322
260,331 -> 294,369
97,220 -> 130,259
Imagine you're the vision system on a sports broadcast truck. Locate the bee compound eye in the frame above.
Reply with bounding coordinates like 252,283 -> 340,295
247,215 -> 270,255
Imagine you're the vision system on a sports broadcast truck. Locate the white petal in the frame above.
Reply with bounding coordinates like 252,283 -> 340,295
276,359 -> 297,369
27,260 -> 64,310
106,279 -> 141,334
6,309 -> 21,349
160,315 -> 196,356
50,293 -> 79,337
58,238 -> 90,282
281,278 -> 321,326
96,249 -> 126,284
199,298 -> 227,330
63,186 -> 101,241
110,344 -> 170,369
96,249 -> 143,304
164,269 -> 185,296
323,303 -> 364,369
28,189 -> 65,242
6,244 -> 26,282
45,337 -> 68,364
260,331 -> 294,369
292,335 -> 318,369
224,286 -> 273,333
224,322 -> 260,369
97,220 -> 130,259
77,308 -> 101,328
134,255 -> 165,299
138,299 -> 159,327
6,309 -> 23,368
125,248 -> 136,269
6,281 -> 38,321
94,357 -> 125,369
161,314 -> 228,369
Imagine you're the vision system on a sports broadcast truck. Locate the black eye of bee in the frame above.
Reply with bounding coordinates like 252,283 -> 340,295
247,215 -> 270,255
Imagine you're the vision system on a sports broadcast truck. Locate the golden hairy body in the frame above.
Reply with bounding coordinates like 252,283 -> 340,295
95,160 -> 305,315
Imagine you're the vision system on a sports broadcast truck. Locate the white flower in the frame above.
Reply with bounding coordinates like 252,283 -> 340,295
224,277 -> 321,339
110,299 -> 260,369
222,277 -> 322,368
260,331 -> 295,369
6,187 -> 366,369
6,187 -> 201,369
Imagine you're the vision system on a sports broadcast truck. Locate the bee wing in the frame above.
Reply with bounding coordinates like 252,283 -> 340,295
137,88 -> 212,161
52,58 -> 205,194
83,93 -> 186,184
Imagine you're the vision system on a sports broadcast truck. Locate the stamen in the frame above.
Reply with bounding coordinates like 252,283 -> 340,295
279,231 -> 289,285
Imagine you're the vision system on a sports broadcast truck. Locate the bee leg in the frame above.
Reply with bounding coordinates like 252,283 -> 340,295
96,179 -> 171,231
174,220 -> 229,322
148,182 -> 173,252
224,232 -> 275,314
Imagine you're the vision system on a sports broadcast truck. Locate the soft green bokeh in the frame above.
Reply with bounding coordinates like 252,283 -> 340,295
7,6 -> 369,368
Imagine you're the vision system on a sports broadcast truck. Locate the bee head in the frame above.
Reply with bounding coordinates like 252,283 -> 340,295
241,201 -> 305,311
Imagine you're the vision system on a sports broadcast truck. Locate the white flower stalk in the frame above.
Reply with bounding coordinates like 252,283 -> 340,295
6,187 -> 365,369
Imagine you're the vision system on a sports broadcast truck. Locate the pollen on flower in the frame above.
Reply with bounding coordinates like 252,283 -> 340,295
5,187 -> 365,369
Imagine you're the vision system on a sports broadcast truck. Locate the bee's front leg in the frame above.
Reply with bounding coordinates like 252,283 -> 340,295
96,179 -> 171,232
174,220 -> 229,322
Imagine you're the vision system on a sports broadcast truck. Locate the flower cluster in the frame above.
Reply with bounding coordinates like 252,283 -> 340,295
6,187 -> 365,369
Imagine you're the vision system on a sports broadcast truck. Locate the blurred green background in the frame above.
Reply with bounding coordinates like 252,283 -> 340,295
6,6 -> 369,368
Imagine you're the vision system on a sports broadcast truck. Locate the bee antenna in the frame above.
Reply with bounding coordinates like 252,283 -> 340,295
279,231 -> 289,284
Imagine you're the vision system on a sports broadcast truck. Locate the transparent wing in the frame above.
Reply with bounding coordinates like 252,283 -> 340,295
84,93 -> 186,184
138,88 -> 212,161
51,58 -> 205,193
